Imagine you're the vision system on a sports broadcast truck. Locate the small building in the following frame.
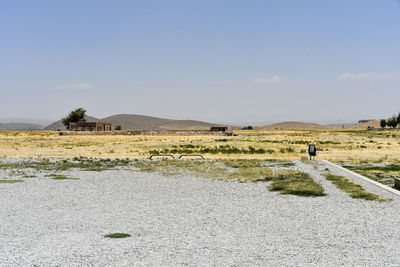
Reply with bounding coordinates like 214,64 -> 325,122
210,126 -> 228,132
69,122 -> 112,131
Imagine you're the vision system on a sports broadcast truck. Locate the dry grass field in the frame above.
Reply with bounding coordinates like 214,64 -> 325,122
1,129 -> 400,163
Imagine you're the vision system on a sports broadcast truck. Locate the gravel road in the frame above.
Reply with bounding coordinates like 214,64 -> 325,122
0,159 -> 399,266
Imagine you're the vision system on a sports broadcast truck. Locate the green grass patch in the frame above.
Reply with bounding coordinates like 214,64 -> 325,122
0,179 -> 24,183
45,174 -> 79,180
324,174 -> 391,202
266,171 -> 326,197
343,164 -> 399,186
104,233 -> 131,238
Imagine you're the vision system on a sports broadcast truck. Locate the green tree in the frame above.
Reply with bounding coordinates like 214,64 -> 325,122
397,112 -> 400,125
62,108 -> 87,129
115,125 -> 122,130
387,117 -> 398,129
380,119 -> 387,129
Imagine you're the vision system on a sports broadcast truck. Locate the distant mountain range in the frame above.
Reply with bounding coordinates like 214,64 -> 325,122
0,123 -> 44,131
0,114 -> 378,131
0,118 -> 53,126
0,117 -> 53,131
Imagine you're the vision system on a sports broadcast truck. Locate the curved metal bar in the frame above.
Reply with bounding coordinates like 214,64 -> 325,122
178,154 -> 205,159
149,154 -> 175,160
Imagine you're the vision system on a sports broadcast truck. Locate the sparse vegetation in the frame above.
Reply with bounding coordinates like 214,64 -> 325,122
1,129 -> 400,162
324,174 -> 391,202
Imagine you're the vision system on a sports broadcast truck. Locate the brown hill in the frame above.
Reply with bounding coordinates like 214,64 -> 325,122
258,121 -> 328,130
100,114 -> 172,130
157,120 -> 221,130
100,114 -> 227,130
345,120 -> 381,129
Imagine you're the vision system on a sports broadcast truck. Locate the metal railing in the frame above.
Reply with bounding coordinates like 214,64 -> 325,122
178,154 -> 205,159
149,154 -> 205,160
149,154 -> 175,160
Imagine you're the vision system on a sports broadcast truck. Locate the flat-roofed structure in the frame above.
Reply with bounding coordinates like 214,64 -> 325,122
69,122 -> 112,131
210,126 -> 228,132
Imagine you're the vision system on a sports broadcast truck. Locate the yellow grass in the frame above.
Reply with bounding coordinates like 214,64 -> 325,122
0,129 -> 399,163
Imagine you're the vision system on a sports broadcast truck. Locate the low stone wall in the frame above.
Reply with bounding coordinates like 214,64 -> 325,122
60,130 -> 233,136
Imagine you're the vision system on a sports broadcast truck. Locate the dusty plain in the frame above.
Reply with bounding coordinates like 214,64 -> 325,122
1,129 -> 400,163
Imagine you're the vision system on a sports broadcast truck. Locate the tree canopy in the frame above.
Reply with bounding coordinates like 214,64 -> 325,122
387,117 -> 398,129
62,108 -> 87,128
380,119 -> 387,128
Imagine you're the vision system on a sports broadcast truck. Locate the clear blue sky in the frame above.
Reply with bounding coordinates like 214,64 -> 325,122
1,0 -> 400,124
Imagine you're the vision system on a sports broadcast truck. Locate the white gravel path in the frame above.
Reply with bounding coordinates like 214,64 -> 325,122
0,159 -> 399,266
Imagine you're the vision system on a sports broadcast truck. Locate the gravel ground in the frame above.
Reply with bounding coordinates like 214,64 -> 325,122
0,159 -> 399,266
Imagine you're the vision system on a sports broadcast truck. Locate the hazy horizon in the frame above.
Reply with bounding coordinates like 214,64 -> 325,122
2,0 -> 400,124
0,113 -> 370,127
